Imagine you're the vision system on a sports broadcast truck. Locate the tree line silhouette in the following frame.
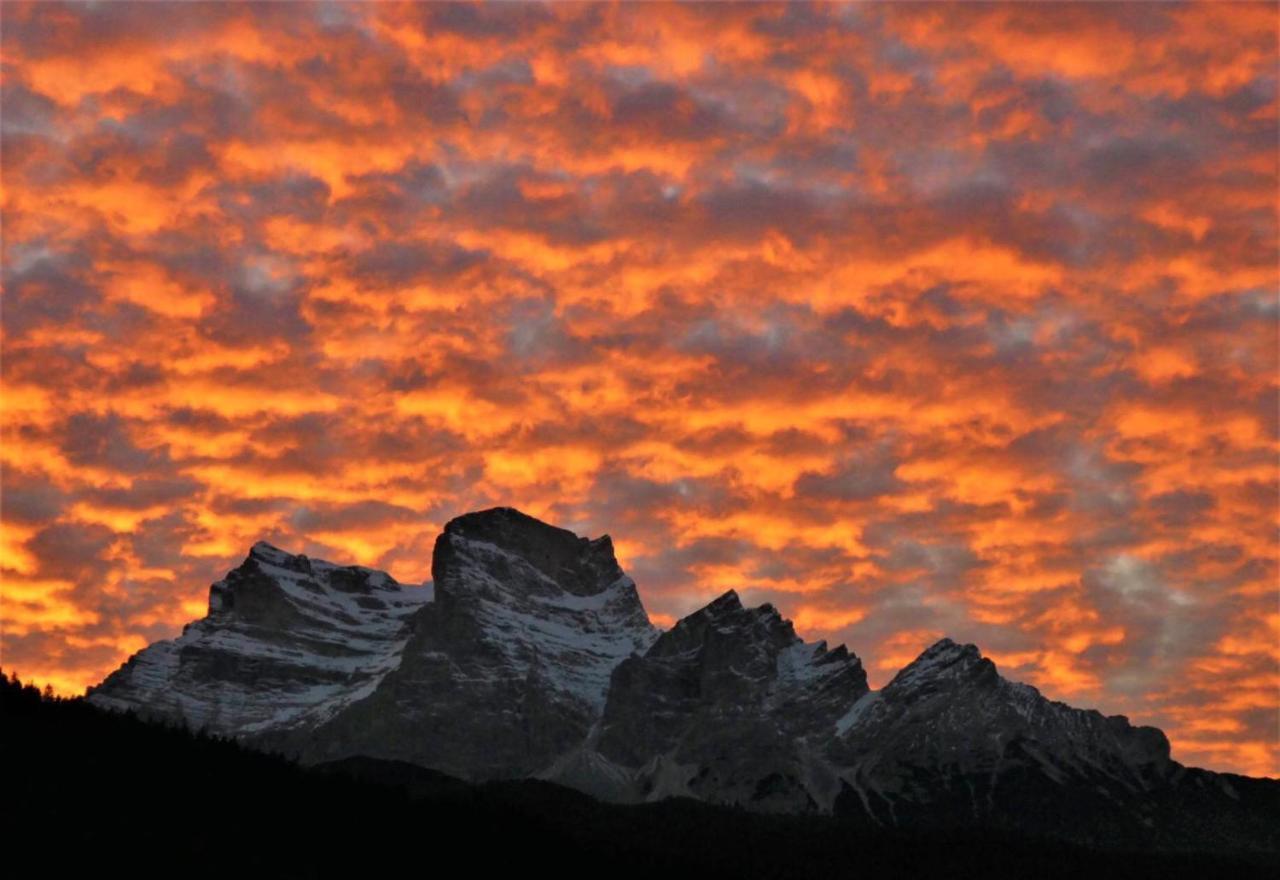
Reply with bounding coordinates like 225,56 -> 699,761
1,668 -> 1273,878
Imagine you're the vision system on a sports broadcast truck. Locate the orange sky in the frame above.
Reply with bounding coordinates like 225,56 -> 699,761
1,1 -> 1277,777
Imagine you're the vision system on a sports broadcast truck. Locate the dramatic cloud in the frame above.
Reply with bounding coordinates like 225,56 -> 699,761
1,1 -> 1276,777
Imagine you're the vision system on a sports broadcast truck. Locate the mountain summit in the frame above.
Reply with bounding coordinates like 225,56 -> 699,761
88,507 -> 1277,857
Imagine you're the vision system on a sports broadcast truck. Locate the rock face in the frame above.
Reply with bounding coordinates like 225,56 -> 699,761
823,638 -> 1278,853
831,638 -> 1174,789
830,640 -> 1167,831
547,590 -> 869,811
88,541 -> 431,734
284,508 -> 658,778
88,507 -> 1278,857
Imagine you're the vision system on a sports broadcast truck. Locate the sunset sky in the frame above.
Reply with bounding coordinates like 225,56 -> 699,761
1,2 -> 1276,776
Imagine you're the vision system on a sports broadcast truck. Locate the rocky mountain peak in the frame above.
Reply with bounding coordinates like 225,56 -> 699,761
434,507 -> 625,599
883,636 -> 998,698
666,590 -> 799,650
91,542 -> 429,736
589,588 -> 870,806
210,540 -> 405,622
296,509 -> 657,780
701,588 -> 743,612
249,539 -> 287,559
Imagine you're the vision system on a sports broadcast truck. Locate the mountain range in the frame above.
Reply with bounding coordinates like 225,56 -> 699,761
87,507 -> 1277,857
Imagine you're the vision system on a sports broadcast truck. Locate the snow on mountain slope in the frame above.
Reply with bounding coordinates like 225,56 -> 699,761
546,589 -> 870,811
84,508 -> 1278,857
828,638 -> 1180,835
832,638 -> 1171,782
425,511 -> 658,709
282,507 -> 659,779
87,541 -> 431,734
